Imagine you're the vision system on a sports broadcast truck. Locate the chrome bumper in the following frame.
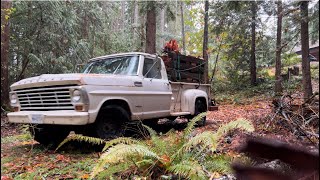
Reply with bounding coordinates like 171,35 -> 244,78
7,111 -> 89,125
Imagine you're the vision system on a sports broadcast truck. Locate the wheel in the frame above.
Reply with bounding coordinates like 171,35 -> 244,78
192,99 -> 207,127
95,105 -> 129,140
29,125 -> 70,146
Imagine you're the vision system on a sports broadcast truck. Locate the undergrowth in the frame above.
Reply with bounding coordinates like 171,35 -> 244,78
56,113 -> 255,179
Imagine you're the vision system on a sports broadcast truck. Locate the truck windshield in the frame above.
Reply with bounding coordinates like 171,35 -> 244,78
83,56 -> 139,75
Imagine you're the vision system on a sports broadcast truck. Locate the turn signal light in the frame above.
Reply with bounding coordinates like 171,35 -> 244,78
75,105 -> 84,111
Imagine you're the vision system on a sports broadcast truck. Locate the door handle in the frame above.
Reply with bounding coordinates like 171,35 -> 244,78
134,81 -> 143,87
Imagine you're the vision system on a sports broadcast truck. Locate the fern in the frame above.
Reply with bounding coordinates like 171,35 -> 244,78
96,162 -> 132,179
142,124 -> 158,138
87,117 -> 254,179
213,118 -> 254,138
102,137 -> 141,152
204,155 -> 232,173
182,131 -> 218,152
183,112 -> 207,139
55,134 -> 105,151
168,160 -> 207,180
91,144 -> 160,178
174,118 -> 254,159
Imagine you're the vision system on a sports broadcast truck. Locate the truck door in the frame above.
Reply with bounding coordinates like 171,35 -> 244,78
141,56 -> 172,119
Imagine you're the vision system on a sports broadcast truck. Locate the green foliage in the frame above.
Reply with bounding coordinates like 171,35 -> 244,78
55,134 -> 105,151
282,53 -> 301,67
310,64 -> 319,81
65,113 -> 254,179
168,160 -> 207,180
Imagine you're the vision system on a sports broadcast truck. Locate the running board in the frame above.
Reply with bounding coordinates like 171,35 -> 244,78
170,112 -> 191,116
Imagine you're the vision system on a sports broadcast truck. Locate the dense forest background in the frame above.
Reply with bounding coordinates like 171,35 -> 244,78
1,1 -> 319,106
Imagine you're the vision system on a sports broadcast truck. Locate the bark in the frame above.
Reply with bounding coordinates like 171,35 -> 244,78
120,1 -> 125,31
1,0 -> 11,107
82,7 -> 88,39
180,1 -> 186,54
133,0 -> 139,42
145,2 -> 156,54
140,14 -> 145,51
275,1 -> 283,95
250,1 -> 257,86
300,1 -> 313,100
202,0 -> 209,84
160,7 -> 165,48
210,41 -> 223,82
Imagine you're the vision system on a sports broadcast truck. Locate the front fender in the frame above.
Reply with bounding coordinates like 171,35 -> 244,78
88,95 -> 133,124
181,89 -> 208,115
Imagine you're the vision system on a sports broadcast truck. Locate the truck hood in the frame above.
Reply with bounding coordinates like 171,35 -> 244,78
11,74 -> 138,90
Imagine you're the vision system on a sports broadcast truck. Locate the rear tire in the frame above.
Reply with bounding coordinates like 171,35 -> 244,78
29,125 -> 70,146
94,105 -> 129,140
191,99 -> 207,127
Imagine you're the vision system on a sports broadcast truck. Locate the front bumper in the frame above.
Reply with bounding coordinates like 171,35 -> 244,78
7,111 -> 89,125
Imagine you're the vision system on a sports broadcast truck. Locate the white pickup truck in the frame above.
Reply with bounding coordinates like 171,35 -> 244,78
8,52 -> 212,145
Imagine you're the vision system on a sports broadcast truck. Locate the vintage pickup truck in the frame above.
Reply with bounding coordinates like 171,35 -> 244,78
8,52 -> 212,145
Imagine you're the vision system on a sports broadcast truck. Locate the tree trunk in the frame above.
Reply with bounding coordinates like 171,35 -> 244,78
202,0 -> 209,84
1,0 -> 11,107
275,1 -> 283,95
159,7 -> 165,49
180,1 -> 186,54
133,0 -> 139,42
159,8 -> 166,47
145,2 -> 156,54
250,1 -> 257,86
300,1 -> 313,100
120,1 -> 125,31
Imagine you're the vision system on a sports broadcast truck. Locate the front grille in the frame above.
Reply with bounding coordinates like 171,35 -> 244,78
15,85 -> 78,111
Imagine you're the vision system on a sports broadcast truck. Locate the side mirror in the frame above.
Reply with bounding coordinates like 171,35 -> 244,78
75,64 -> 85,73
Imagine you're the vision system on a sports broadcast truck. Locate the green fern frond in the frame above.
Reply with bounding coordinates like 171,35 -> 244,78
183,112 -> 207,139
142,124 -> 158,138
204,155 -> 232,173
214,118 -> 254,139
91,144 -> 160,178
102,137 -> 141,152
96,162 -> 132,179
174,118 -> 254,158
182,131 -> 218,152
55,134 -> 105,151
168,160 -> 207,180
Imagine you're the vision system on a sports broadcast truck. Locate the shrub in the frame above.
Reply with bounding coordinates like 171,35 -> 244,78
56,113 -> 255,179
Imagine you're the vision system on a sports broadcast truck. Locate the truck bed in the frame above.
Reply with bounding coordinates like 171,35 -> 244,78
170,81 -> 210,113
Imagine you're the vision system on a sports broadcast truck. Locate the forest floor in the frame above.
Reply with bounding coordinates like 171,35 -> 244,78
1,81 -> 319,179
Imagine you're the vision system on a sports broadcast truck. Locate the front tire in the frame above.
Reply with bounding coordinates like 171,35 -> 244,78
95,105 -> 129,140
29,125 -> 70,146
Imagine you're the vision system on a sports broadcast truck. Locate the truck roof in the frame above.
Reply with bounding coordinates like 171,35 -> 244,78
88,52 -> 157,62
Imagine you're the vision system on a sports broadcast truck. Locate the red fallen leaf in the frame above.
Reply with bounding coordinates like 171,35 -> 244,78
1,176 -> 13,180
56,154 -> 70,162
2,163 -> 14,167
60,174 -> 74,179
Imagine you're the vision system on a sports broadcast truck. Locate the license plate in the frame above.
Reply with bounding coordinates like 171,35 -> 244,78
31,114 -> 44,124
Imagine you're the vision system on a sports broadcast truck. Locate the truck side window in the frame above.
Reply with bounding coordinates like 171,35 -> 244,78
143,58 -> 162,79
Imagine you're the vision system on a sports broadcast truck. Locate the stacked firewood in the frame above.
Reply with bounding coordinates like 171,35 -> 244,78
161,51 -> 205,83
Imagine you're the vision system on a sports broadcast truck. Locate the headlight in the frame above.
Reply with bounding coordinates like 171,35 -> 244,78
10,93 -> 19,106
71,89 -> 82,103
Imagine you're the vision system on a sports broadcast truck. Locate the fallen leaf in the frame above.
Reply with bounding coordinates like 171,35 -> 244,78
80,174 -> 89,179
1,176 -> 13,180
